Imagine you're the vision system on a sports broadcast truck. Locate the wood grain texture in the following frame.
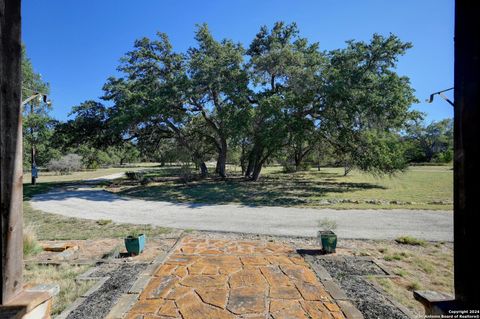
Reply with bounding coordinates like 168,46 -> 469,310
454,0 -> 480,309
0,0 -> 24,304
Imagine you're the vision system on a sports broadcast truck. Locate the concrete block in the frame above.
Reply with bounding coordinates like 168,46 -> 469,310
104,294 -> 139,319
337,300 -> 364,319
129,275 -> 151,294
323,280 -> 349,300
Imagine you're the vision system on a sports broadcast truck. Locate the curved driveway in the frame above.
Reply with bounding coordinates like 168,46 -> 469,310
30,185 -> 453,241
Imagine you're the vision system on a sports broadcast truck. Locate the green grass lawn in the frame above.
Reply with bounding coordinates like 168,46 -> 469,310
113,165 -> 453,210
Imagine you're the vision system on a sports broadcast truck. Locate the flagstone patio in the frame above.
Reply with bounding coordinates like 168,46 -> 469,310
124,236 -> 347,319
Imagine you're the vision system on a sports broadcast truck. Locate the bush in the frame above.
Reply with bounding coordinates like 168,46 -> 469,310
395,236 -> 426,246
434,150 -> 453,163
46,154 -> 83,175
125,171 -> 144,180
282,162 -> 296,173
140,177 -> 153,185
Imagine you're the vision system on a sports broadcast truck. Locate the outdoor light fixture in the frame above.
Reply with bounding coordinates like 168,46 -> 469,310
22,92 -> 51,106
426,87 -> 454,106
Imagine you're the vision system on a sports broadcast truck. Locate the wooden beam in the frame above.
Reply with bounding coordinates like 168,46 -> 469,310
454,0 -> 480,309
0,0 -> 24,305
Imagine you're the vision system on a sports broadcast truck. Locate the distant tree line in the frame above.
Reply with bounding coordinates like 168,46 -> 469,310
22,22 -> 453,179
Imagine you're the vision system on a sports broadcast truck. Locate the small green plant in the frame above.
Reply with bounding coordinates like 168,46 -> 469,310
384,255 -> 400,261
23,224 -> 43,257
394,269 -> 408,277
96,219 -> 112,226
128,229 -> 142,238
378,247 -> 388,254
317,218 -> 338,231
395,236 -> 426,246
407,281 -> 421,291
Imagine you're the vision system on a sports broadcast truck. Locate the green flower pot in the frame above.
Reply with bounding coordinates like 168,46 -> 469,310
318,230 -> 337,254
124,234 -> 146,255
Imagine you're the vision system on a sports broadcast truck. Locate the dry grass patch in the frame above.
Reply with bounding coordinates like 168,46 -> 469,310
340,238 -> 453,315
24,264 -> 95,316
23,224 -> 43,257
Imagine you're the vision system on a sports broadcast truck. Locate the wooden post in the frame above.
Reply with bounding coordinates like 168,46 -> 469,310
454,0 -> 480,309
0,0 -> 24,305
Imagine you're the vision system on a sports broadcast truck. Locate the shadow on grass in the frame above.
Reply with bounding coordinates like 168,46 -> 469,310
119,173 -> 386,207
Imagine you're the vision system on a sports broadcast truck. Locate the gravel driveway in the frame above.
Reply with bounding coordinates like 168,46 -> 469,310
30,185 -> 453,241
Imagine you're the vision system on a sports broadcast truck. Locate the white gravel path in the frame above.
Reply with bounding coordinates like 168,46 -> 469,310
30,185 -> 453,241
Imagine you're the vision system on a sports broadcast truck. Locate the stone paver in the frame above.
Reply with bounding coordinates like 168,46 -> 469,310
124,236 -> 347,319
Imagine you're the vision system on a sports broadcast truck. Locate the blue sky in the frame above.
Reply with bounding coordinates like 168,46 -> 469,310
23,0 -> 454,122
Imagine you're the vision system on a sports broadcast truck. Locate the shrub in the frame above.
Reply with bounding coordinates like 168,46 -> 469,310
140,177 -> 153,185
282,162 -> 296,173
434,150 -> 453,163
46,154 -> 83,175
125,171 -> 144,180
395,236 -> 426,246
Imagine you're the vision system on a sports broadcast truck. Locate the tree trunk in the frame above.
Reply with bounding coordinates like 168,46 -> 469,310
1,0 -> 24,303
199,162 -> 208,178
215,139 -> 228,178
240,159 -> 246,175
294,157 -> 301,172
344,163 -> 352,176
240,143 -> 247,175
250,160 -> 264,182
295,147 -> 313,172
244,152 -> 255,178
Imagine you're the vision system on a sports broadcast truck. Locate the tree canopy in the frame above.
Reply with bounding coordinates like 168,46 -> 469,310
38,22 -> 447,179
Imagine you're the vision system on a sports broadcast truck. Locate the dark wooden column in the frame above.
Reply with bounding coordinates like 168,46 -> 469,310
0,0 -> 24,305
454,0 -> 480,309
